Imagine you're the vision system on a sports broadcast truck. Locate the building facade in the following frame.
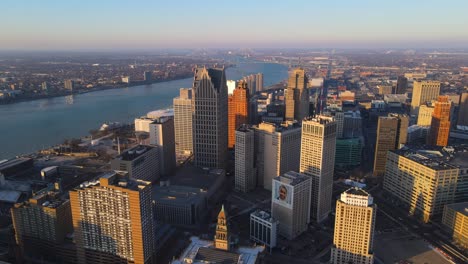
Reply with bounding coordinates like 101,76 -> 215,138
457,92 -> 468,127
335,138 -> 363,168
256,73 -> 264,92
417,103 -> 434,126
253,122 -> 301,191
192,67 -> 228,169
271,171 -> 311,240
235,125 -> 256,192
427,95 -> 451,147
373,114 -> 408,177
411,80 -> 440,116
214,205 -> 230,251
250,210 -> 278,250
228,80 -> 249,148
135,117 -> 155,133
331,188 -> 376,264
110,145 -> 160,182
173,88 -> 193,156
442,202 -> 467,250
149,115 -> 176,176
396,76 -> 408,94
300,116 -> 336,223
285,68 -> 309,121
69,171 -> 155,264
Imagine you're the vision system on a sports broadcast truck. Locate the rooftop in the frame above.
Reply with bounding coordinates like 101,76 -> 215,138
344,187 -> 369,197
445,202 -> 468,217
74,171 -> 151,192
117,145 -> 155,161
152,185 -> 206,205
275,171 -> 310,186
170,165 -> 225,191
392,145 -> 468,170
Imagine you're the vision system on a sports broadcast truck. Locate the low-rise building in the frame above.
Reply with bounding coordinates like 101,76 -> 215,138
250,210 -> 278,251
442,202 -> 467,250
110,145 -> 160,182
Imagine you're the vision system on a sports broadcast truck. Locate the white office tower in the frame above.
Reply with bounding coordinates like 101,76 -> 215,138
134,117 -> 155,133
173,88 -> 193,156
250,210 -> 278,251
235,125 -> 256,192
149,114 -> 176,176
227,80 -> 236,95
300,115 -> 337,223
253,122 -> 301,191
192,67 -> 228,169
331,188 -> 376,264
271,171 -> 311,240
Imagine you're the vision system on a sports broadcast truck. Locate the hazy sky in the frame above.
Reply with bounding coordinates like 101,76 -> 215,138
2,0 -> 468,50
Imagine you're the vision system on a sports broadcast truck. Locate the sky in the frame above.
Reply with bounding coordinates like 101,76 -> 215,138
1,0 -> 468,50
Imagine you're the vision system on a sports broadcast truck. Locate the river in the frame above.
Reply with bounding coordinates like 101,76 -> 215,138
0,62 -> 288,159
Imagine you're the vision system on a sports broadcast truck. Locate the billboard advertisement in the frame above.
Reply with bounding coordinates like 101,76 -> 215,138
272,180 -> 293,209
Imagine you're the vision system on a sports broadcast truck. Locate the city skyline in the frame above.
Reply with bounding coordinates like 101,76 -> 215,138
1,0 -> 468,50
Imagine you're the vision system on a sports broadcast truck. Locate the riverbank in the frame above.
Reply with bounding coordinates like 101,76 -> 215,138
0,74 -> 193,105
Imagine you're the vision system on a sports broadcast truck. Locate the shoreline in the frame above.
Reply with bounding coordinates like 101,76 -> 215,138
0,74 -> 193,106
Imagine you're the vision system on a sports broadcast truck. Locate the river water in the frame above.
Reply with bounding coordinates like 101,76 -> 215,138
0,62 -> 288,159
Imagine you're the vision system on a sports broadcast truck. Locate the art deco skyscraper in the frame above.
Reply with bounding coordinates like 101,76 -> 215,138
300,115 -> 336,223
373,114 -> 408,177
411,80 -> 440,116
192,67 -> 228,169
331,188 -> 376,264
228,80 -> 249,148
427,96 -> 451,146
173,88 -> 193,156
69,171 -> 155,264
285,68 -> 309,121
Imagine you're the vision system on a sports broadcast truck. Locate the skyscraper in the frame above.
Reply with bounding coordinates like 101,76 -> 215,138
285,68 -> 309,121
149,114 -> 176,176
228,80 -> 249,148
411,80 -> 440,116
417,102 -> 435,126
457,92 -> 468,127
271,171 -> 311,240
395,76 -> 408,94
253,122 -> 301,191
331,188 -> 376,264
110,145 -> 160,182
300,115 -> 336,223
235,125 -> 256,192
144,71 -> 152,82
256,73 -> 264,92
70,171 -> 155,263
243,74 -> 256,94
64,79 -> 74,91
373,114 -> 408,177
173,88 -> 193,156
192,67 -> 228,169
427,95 -> 451,146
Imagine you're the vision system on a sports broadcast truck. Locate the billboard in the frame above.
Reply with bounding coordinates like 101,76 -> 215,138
272,180 -> 293,209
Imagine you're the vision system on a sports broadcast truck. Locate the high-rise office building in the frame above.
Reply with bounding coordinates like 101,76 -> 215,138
271,171 -> 311,240
323,109 -> 344,138
411,80 -> 440,116
285,68 -> 309,121
214,205 -> 230,251
228,80 -> 249,148
192,67 -> 228,169
458,92 -> 468,127
70,171 -> 155,264
428,96 -> 451,146
135,116 -> 156,133
144,71 -> 152,82
442,202 -> 468,250
243,74 -> 257,94
149,115 -> 176,176
64,79 -> 74,91
256,73 -> 264,92
383,147 -> 460,223
11,191 -> 75,263
373,114 -> 408,177
417,102 -> 435,126
300,115 -> 336,223
331,188 -> 376,264
253,122 -> 301,191
395,76 -> 408,94
235,125 -> 256,192
110,145 -> 160,182
173,88 -> 193,156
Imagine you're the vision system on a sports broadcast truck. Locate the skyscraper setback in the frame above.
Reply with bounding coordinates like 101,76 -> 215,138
285,68 -> 310,121
373,114 -> 408,177
228,80 -> 249,148
331,188 -> 376,264
300,115 -> 336,223
427,95 -> 451,146
192,67 -> 228,169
